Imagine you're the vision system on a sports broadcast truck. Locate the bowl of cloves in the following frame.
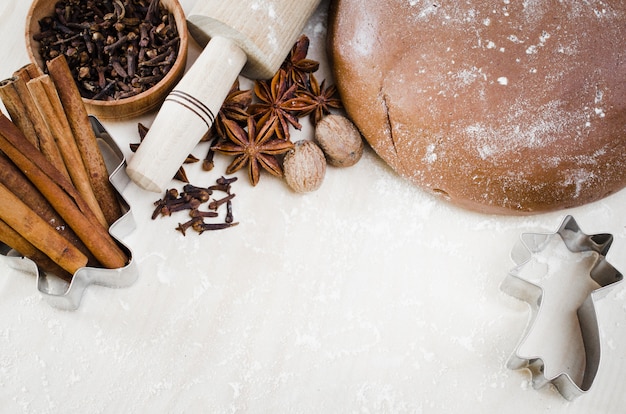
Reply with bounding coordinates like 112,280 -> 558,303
25,0 -> 188,120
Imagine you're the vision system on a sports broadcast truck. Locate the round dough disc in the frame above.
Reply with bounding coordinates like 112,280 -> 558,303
329,0 -> 626,214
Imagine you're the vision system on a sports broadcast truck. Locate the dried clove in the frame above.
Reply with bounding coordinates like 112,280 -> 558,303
208,193 -> 236,211
217,176 -> 239,186
208,183 -> 231,193
34,0 -> 180,101
225,200 -> 234,224
152,188 -> 178,219
160,198 -> 201,216
176,217 -> 202,236
202,137 -> 220,171
151,176 -> 239,235
209,176 -> 238,194
192,221 -> 239,234
181,184 -> 212,202
189,209 -> 219,219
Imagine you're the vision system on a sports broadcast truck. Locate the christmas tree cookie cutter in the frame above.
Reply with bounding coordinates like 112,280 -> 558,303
500,215 -> 623,400
0,117 -> 138,310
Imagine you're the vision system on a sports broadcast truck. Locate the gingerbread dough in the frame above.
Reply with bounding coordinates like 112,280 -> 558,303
329,0 -> 626,214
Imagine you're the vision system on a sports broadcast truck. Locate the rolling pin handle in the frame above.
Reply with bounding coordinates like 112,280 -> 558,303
126,36 -> 247,192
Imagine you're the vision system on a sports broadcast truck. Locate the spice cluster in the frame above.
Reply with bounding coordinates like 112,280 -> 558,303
148,35 -> 361,189
142,34 -> 364,233
152,177 -> 239,236
35,0 -> 180,101
206,34 -> 347,188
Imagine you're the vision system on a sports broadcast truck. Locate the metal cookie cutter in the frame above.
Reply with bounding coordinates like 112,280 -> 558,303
0,116 -> 137,310
500,215 -> 623,400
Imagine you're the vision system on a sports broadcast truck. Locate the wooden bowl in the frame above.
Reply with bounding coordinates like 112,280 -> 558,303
25,0 -> 188,120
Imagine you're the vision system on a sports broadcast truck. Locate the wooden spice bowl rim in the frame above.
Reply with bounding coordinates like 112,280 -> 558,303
25,0 -> 189,121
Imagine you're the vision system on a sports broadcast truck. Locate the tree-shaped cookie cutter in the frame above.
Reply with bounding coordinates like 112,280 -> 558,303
501,215 -> 623,400
0,117 -> 137,310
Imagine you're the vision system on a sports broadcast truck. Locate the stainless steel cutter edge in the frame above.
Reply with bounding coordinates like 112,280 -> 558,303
0,116 -> 137,311
500,215 -> 623,401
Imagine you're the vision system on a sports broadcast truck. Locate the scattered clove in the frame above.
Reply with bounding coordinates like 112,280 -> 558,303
217,176 -> 238,186
192,221 -> 239,234
175,217 -> 202,236
151,188 -> 178,219
208,193 -> 236,211
209,176 -> 238,194
181,184 -> 212,202
160,198 -> 201,216
189,209 -> 219,219
152,176 -> 239,235
225,200 -> 234,224
202,137 -> 220,171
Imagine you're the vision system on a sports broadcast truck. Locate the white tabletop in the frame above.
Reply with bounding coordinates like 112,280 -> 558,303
1,1 -> 625,413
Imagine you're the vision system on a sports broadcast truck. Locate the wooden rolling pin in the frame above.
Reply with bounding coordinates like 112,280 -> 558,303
126,0 -> 321,192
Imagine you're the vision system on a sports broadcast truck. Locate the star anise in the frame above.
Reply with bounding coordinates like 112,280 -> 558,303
248,69 -> 301,141
203,80 -> 253,171
210,79 -> 253,141
288,74 -> 343,125
281,34 -> 320,88
211,117 -> 294,186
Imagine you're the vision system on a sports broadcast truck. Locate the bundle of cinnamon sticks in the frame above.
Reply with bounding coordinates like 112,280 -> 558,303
0,55 -> 128,281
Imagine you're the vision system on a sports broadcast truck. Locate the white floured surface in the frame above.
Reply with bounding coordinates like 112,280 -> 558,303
1,1 -> 625,413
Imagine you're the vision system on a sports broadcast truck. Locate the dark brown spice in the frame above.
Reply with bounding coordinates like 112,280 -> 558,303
189,209 -> 219,219
151,188 -> 178,219
208,193 -> 236,211
202,136 -> 220,172
248,70 -> 301,141
192,221 -> 239,234
153,176 -> 239,235
175,217 -> 202,236
160,198 -> 200,216
181,183 -> 212,202
225,200 -> 234,224
216,176 -> 238,186
211,117 -> 294,186
201,80 -> 252,170
206,34 -> 343,184
287,74 -> 343,125
280,34 -> 319,88
34,0 -> 180,101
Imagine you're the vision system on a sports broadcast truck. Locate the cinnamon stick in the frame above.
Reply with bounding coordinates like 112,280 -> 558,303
0,182 -> 88,275
47,56 -> 122,226
0,77 -> 40,149
0,219 -> 72,281
11,64 -> 70,181
26,74 -> 109,229
14,63 -> 42,80
0,113 -> 128,269
0,151 -> 99,267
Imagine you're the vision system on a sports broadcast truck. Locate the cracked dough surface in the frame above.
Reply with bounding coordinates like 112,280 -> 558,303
329,0 -> 626,214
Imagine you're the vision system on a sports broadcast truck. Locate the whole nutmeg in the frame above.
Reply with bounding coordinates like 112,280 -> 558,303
283,140 -> 326,193
314,114 -> 364,167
